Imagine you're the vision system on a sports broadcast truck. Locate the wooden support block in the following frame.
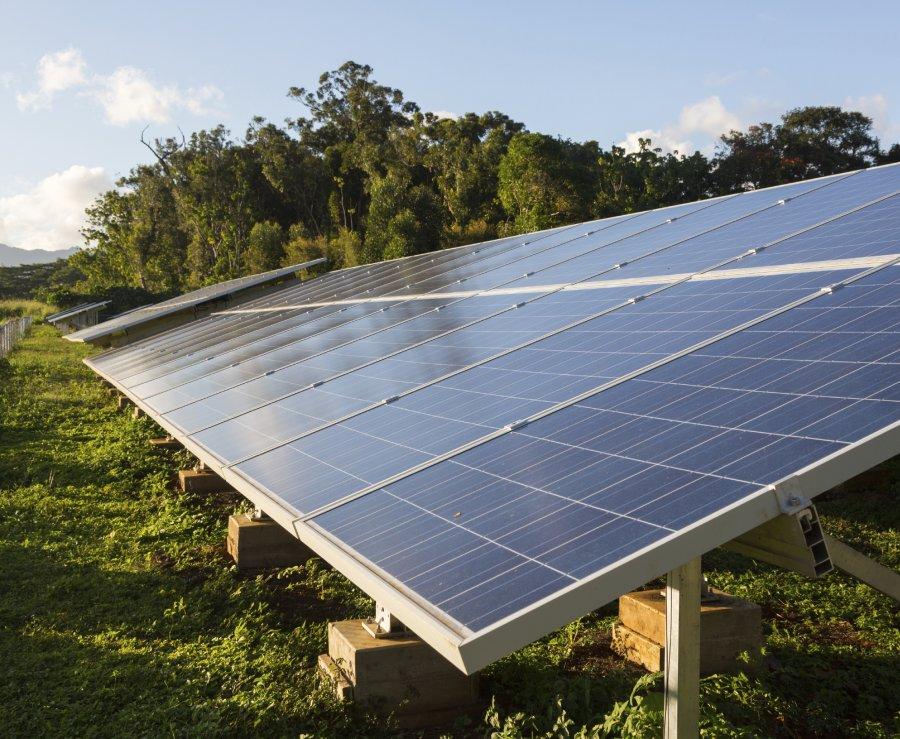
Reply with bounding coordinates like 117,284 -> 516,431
131,405 -> 144,419
149,436 -> 182,451
320,620 -> 479,729
317,654 -> 353,700
116,395 -> 130,411
226,513 -> 312,570
614,587 -> 761,675
178,468 -> 233,494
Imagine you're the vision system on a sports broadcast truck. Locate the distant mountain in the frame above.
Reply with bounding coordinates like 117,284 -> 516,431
0,243 -> 80,267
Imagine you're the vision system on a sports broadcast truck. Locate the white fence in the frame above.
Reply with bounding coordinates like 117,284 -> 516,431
0,316 -> 33,358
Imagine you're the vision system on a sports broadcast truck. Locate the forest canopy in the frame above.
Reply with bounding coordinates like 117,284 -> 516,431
57,61 -> 900,301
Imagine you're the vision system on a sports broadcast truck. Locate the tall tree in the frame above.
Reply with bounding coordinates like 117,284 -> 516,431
289,61 -> 419,232
424,112 -> 524,244
715,106 -> 881,191
498,133 -> 596,234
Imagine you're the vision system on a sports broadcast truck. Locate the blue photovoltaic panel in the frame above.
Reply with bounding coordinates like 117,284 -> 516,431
66,257 -> 328,343
88,230 -> 555,376
311,265 -> 900,632
103,172 -> 836,409
81,164 -> 900,665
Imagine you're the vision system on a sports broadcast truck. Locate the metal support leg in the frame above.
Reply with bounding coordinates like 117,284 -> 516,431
664,557 -> 701,739
824,534 -> 900,601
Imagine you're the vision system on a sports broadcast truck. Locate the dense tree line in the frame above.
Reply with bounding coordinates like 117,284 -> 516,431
69,61 -> 900,296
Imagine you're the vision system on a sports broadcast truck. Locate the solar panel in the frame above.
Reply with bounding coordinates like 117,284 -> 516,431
65,257 -> 328,343
83,163 -> 900,673
45,300 -> 110,324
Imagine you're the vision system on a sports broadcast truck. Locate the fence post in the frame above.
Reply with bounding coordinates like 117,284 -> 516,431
0,316 -> 32,358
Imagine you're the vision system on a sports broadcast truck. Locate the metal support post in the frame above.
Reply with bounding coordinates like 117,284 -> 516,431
664,556 -> 701,738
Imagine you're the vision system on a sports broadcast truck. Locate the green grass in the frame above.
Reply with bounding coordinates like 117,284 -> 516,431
0,298 -> 56,320
1,325 -> 897,737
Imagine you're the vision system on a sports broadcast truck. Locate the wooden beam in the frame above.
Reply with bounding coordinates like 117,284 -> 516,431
664,556 -> 701,739
824,534 -> 900,602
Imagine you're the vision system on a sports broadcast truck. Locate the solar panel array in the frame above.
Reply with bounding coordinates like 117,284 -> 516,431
65,257 -> 326,343
46,300 -> 110,324
84,164 -> 900,672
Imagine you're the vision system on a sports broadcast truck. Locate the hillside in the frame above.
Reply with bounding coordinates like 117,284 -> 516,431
0,243 -> 79,267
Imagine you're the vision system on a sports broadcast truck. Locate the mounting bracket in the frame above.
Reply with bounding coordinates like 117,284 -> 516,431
724,505 -> 832,578
362,602 -> 408,639
771,476 -> 811,515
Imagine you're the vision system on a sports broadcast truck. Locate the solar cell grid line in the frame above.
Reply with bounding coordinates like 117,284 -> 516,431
306,262 -> 900,645
545,163 -> 900,285
88,229 -> 538,368
204,185 -> 900,471
96,168 -> 859,384
265,251 -> 899,523
115,219 -> 638,392
116,197 -> 733,391
89,233 -> 526,375
134,194 -> 747,409
67,256 -> 327,343
157,171 -> 856,430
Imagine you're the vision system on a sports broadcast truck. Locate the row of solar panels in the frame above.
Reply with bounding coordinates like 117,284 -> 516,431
83,163 -> 900,672
66,258 -> 325,343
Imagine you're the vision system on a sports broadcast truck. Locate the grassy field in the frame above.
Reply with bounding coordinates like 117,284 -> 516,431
1,324 -> 898,737
0,299 -> 57,320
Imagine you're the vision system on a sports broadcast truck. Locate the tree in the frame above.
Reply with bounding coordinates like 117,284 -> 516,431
497,133 -> 596,234
715,106 -> 881,191
289,61 -> 419,233
424,112 -> 525,245
79,166 -> 188,292
246,119 -> 332,236
364,173 -> 443,262
245,221 -> 285,273
595,140 -> 711,216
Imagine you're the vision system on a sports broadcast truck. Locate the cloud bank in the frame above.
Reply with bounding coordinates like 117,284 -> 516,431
618,96 -> 742,155
15,47 -> 224,125
0,165 -> 112,251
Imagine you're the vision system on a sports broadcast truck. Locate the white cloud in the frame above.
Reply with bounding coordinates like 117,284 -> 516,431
429,110 -> 459,120
0,165 -> 111,251
618,95 -> 742,155
89,67 -> 224,125
16,47 -> 87,110
14,47 -> 224,125
844,93 -> 899,144
678,96 -> 741,138
618,128 -> 692,156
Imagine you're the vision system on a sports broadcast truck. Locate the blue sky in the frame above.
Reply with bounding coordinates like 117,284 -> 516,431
2,0 -> 899,250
